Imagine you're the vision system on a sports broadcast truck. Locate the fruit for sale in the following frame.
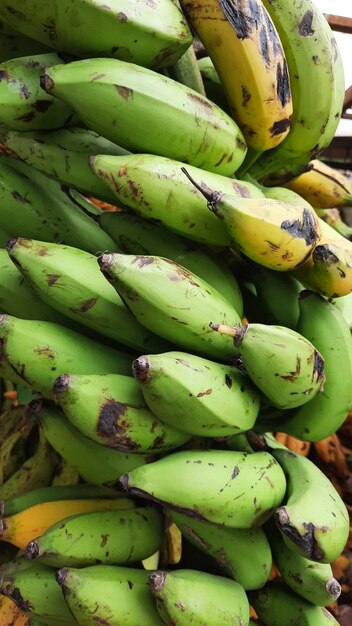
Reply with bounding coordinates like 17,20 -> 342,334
42,58 -> 247,176
98,253 -> 242,360
120,449 -> 287,528
247,267 -> 302,329
132,351 -> 259,436
211,323 -> 325,409
285,160 -> 352,208
150,568 -> 250,625
0,0 -> 192,69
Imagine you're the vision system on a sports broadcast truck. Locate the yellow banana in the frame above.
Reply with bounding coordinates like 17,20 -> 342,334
0,595 -> 29,626
0,497 -> 135,549
285,160 -> 352,208
181,0 -> 293,154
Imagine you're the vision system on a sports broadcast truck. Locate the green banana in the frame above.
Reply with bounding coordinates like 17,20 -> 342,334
270,447 -> 349,563
1,484 -> 117,517
42,58 -> 247,176
56,565 -> 164,626
0,0 -> 192,69
169,510 -> 271,589
247,267 -> 302,329
226,432 -> 255,454
7,238 -> 170,353
261,184 -> 313,209
0,53 -> 76,130
249,0 -> 345,184
132,351 -> 260,437
0,417 -> 35,485
334,292 -> 352,329
211,323 -> 325,410
0,20 -> 52,62
266,523 -> 341,606
198,57 -> 230,114
250,582 -> 340,626
25,506 -> 163,567
0,428 -> 57,501
2,128 -> 129,203
273,292 -> 352,441
99,211 -> 243,313
183,170 -> 320,271
166,43 -> 205,95
0,314 -> 132,398
0,156 -> 117,254
0,558 -> 76,625
120,449 -> 286,528
98,253 -> 242,361
50,459 -> 80,486
91,153 -> 264,246
149,569 -> 249,625
37,402 -> 152,486
53,373 -> 189,453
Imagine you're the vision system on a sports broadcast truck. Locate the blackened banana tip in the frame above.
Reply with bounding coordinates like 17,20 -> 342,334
274,506 -> 290,527
53,374 -> 71,395
0,314 -> 7,325
132,356 -> 151,384
56,567 -> 69,591
5,238 -> 19,253
40,71 -> 54,93
118,473 -> 130,492
88,155 -> 96,169
209,321 -> 220,331
326,578 -> 341,600
25,540 -> 40,560
149,570 -> 167,593
98,253 -> 116,274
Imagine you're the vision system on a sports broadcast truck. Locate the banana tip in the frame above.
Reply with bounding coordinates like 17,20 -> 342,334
24,540 -> 40,561
149,570 -> 167,594
40,71 -> 54,93
274,506 -> 290,527
5,238 -> 19,253
326,578 -> 341,600
118,473 -> 131,492
98,253 -> 116,276
53,374 -> 71,395
132,356 -> 151,384
210,322 -> 246,347
56,568 -> 69,594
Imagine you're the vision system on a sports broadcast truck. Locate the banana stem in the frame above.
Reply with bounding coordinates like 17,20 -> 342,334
181,167 -> 222,215
209,322 -> 247,347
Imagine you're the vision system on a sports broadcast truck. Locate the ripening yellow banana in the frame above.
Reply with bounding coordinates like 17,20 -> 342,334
285,160 -> 352,208
0,595 -> 29,626
181,0 -> 293,154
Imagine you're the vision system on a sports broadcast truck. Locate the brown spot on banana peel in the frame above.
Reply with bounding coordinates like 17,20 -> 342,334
47,274 -> 60,286
97,399 -> 140,450
298,10 -> 315,36
312,351 -> 325,387
275,507 -> 325,561
280,209 -> 318,247
280,356 -> 301,382
70,298 -> 97,313
132,356 -> 152,384
313,245 -> 340,267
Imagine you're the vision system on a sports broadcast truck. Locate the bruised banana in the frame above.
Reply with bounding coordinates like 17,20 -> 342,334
99,211 -> 243,313
0,53 -> 76,131
181,0 -> 293,154
211,323 -> 325,410
249,0 -> 345,184
53,373 -> 189,453
0,594 -> 30,626
91,153 -> 264,246
198,57 -> 230,114
7,238 -> 170,353
120,449 -> 286,528
315,208 -> 352,240
183,170 -> 320,270
0,0 -> 192,69
0,314 -> 131,398
37,402 -> 152,486
132,351 -> 260,437
3,128 -> 129,203
99,253 -> 242,361
42,58 -> 247,176
250,582 -> 339,626
150,569 -> 249,626
285,160 -> 352,208
0,20 -> 52,62
266,523 -> 341,606
169,510 -> 271,590
0,558 -> 76,625
295,219 -> 352,297
56,565 -> 164,626
25,506 -> 163,567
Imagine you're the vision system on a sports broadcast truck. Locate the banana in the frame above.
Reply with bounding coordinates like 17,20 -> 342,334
211,323 -> 325,410
285,160 -> 352,209
183,169 -> 320,271
2,484 -> 118,517
0,594 -> 30,626
132,351 -> 260,437
99,252 -> 242,360
0,155 -> 117,254
0,428 -> 57,501
315,208 -> 352,240
181,0 -> 293,155
247,267 -> 302,329
0,416 -> 35,485
42,58 -> 247,176
51,459 -> 80,486
166,41 -> 205,95
90,153 -> 264,246
249,0 -> 345,184
169,510 -> 271,589
53,373 -> 189,453
295,219 -> 352,297
334,292 -> 352,329
0,314 -> 131,398
0,558 -> 76,625
99,211 -> 243,313
37,402 -> 152,486
119,449 -> 286,528
1,497 -> 134,549
2,128 -> 129,203
55,565 -> 164,626
0,53 -> 76,130
271,292 -> 352,442
0,0 -> 192,69
0,20 -> 51,62
198,57 -> 230,114
25,506 -> 163,567
7,238 -> 170,353
261,183 -> 313,209
149,569 -> 250,625
226,432 -> 255,454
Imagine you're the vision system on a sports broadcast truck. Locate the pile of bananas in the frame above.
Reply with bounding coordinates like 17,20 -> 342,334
0,0 -> 352,625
